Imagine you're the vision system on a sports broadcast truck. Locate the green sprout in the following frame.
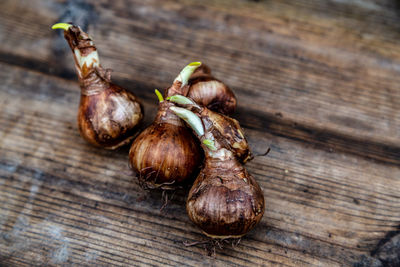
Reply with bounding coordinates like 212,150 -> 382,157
203,139 -> 217,151
170,107 -> 204,136
166,95 -> 195,105
174,62 -> 202,87
155,89 -> 164,103
51,23 -> 72,31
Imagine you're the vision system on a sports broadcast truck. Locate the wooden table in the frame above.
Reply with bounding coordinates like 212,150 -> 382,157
1,0 -> 399,266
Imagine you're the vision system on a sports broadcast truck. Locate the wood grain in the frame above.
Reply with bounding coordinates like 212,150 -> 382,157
1,62 -> 398,266
0,0 -> 399,164
0,0 -> 400,266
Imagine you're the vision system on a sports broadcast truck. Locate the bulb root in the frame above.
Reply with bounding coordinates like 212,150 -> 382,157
183,237 -> 242,257
160,190 -> 176,212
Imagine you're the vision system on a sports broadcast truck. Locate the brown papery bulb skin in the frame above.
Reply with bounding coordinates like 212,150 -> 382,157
188,64 -> 237,115
187,157 -> 264,238
78,82 -> 142,149
129,102 -> 202,189
169,100 -> 264,239
59,24 -> 143,149
200,108 -> 252,163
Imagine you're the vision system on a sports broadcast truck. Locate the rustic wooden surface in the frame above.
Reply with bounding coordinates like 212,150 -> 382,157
1,0 -> 400,266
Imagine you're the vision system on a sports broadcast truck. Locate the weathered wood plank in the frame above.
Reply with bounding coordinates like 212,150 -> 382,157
1,0 -> 400,265
0,0 -> 399,165
0,61 -> 398,266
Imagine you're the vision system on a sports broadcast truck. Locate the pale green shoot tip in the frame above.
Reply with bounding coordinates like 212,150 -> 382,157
155,89 -> 164,103
51,23 -> 73,31
167,95 -> 195,105
170,106 -> 204,136
188,61 -> 202,67
203,139 -> 217,151
174,61 -> 202,87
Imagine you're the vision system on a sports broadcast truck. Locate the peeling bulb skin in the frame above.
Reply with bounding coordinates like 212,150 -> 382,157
61,24 -> 99,78
188,64 -> 237,115
201,108 -> 252,163
129,102 -> 202,189
54,23 -> 143,149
